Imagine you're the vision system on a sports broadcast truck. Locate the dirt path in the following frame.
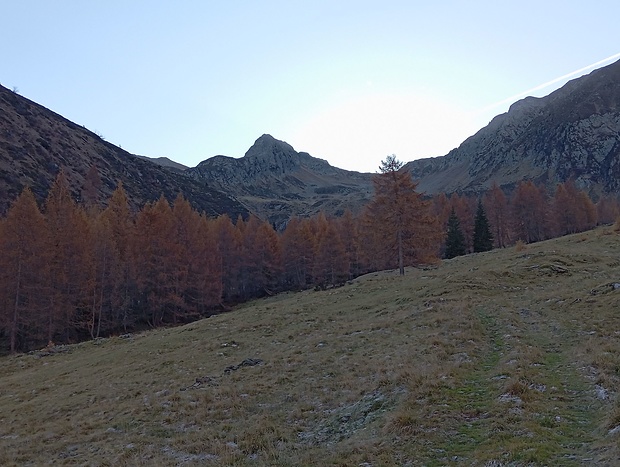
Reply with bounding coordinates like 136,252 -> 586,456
425,305 -> 603,465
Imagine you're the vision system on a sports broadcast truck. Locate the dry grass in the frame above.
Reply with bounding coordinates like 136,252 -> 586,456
2,226 -> 620,465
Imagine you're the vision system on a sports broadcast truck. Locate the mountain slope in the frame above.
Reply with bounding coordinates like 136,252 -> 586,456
187,134 -> 374,225
0,85 -> 248,218
4,57 -> 620,222
406,59 -> 620,195
2,226 -> 619,464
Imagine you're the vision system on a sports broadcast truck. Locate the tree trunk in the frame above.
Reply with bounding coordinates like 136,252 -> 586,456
398,230 -> 404,276
10,259 -> 22,353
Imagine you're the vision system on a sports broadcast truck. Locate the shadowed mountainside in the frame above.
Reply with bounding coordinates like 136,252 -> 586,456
2,226 -> 620,464
0,84 -> 248,218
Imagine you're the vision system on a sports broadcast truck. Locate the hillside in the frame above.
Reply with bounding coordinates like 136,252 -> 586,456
186,134 -> 374,226
406,58 -> 620,196
2,226 -> 620,465
0,85 -> 248,218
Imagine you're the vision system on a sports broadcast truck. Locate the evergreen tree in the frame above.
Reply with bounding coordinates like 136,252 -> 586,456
473,200 -> 494,253
444,208 -> 466,259
484,182 -> 509,248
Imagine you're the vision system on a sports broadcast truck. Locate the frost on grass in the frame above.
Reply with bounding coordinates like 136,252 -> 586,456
161,446 -> 219,463
297,390 -> 391,445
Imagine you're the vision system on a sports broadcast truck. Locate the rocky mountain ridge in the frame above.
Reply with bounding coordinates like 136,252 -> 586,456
406,58 -> 620,195
186,134 -> 374,225
2,58 -> 620,223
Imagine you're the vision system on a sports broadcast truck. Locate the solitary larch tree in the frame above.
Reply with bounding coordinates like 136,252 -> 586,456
364,155 -> 439,275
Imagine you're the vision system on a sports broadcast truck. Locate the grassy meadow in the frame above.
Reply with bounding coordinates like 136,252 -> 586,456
2,226 -> 620,465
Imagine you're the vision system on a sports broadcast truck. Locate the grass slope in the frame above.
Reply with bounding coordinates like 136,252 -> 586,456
2,227 -> 620,466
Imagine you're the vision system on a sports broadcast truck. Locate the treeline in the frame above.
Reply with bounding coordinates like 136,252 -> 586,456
434,180 -> 618,254
0,168 -> 617,353
0,168 -> 436,353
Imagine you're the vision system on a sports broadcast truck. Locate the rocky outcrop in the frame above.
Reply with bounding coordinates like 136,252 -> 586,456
406,59 -> 620,196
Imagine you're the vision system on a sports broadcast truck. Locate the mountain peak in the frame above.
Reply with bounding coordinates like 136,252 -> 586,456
244,134 -> 297,159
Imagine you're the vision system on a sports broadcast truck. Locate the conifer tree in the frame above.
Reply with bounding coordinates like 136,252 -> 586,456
132,195 -> 178,327
281,217 -> 316,289
596,195 -> 620,225
87,210 -> 113,339
239,215 -> 282,298
473,200 -> 494,253
213,214 -> 243,301
253,220 -> 283,294
511,181 -> 549,243
313,213 -> 348,288
364,155 -> 440,275
0,188 -> 47,352
44,170 -> 91,343
484,182 -> 509,248
449,193 -> 476,252
192,214 -> 223,312
552,181 -> 597,236
171,193 -> 200,320
337,209 -> 362,279
99,181 -> 134,331
432,193 -> 452,229
444,208 -> 467,259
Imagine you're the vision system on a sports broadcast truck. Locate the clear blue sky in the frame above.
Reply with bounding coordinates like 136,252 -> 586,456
3,1 -> 619,173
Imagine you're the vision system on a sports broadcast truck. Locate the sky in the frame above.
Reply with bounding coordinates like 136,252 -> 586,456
2,1 -> 619,173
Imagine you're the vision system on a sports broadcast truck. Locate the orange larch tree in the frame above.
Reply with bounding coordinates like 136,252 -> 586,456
363,155 -> 440,275
337,209 -> 363,279
510,181 -> 550,243
551,181 -> 597,236
281,217 -> 316,289
596,194 -> 620,225
43,171 -> 92,344
171,194 -> 199,321
0,188 -> 47,352
213,214 -> 243,302
86,209 -> 114,339
313,213 -> 348,288
132,195 -> 180,327
239,215 -> 282,298
192,214 -> 223,312
484,182 -> 510,248
99,181 -> 135,331
432,192 -> 452,242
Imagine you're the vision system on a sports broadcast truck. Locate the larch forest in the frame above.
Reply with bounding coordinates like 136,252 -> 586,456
0,160 -> 617,354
